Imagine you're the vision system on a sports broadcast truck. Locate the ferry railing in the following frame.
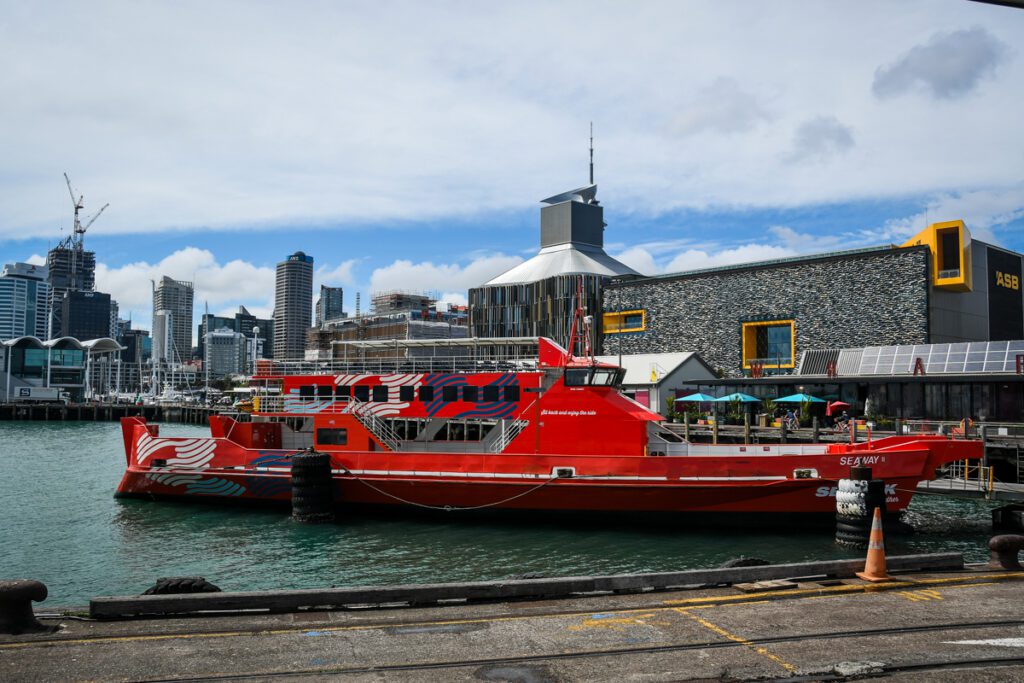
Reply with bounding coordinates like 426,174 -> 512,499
255,354 -> 541,378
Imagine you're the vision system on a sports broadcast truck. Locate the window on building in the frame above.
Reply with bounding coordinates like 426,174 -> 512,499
462,386 -> 479,402
442,385 -> 459,402
353,385 -> 369,402
372,385 -> 389,402
419,385 -> 435,402
316,428 -> 347,445
603,310 -> 646,334
741,320 -> 796,369
399,385 -> 415,402
482,385 -> 500,402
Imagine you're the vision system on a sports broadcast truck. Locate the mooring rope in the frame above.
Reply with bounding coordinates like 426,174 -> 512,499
336,466 -> 561,512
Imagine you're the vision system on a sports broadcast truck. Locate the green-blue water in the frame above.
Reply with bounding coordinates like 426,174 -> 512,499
0,422 -> 1001,606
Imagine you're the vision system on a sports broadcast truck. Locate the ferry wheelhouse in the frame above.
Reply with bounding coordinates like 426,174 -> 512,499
116,335 -> 981,522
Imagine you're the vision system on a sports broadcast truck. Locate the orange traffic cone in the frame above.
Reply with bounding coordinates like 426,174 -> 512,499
856,507 -> 891,582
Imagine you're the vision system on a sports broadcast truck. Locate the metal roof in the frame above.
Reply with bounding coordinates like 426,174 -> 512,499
331,337 -> 539,349
594,352 -> 707,386
485,243 -> 639,286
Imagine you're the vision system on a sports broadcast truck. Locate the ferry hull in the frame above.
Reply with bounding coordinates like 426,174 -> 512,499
116,417 -> 976,519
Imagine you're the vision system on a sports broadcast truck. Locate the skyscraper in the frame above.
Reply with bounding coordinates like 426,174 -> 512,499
152,276 -> 194,364
273,252 -> 313,359
0,262 -> 51,339
315,285 -> 345,326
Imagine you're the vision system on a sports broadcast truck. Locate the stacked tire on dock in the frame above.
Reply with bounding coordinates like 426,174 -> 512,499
291,449 -> 336,524
835,466 -> 886,548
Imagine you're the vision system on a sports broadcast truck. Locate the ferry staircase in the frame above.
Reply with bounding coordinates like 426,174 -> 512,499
488,418 -> 529,454
346,397 -> 403,452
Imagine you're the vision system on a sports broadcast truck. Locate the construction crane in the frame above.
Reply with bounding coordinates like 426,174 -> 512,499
61,172 -> 109,289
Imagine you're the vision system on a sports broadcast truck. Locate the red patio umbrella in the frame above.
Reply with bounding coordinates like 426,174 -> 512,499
826,400 -> 850,417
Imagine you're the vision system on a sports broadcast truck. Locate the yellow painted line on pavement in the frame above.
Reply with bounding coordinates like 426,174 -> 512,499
675,607 -> 797,673
2,572 -> 1021,652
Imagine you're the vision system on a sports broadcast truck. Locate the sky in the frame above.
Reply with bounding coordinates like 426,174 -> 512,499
1,0 -> 1022,333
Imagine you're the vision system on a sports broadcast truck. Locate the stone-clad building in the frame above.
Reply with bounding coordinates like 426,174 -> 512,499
603,220 -> 1024,377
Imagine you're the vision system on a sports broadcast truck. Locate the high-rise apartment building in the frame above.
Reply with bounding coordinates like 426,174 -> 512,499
273,252 -> 313,359
315,285 -> 345,326
152,276 -> 194,364
0,262 -> 51,339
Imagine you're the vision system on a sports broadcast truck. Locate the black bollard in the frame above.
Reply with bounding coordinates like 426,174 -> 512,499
988,535 -> 1024,570
291,449 -> 336,523
0,580 -> 54,635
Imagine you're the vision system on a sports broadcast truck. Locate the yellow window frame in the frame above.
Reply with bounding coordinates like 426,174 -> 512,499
741,320 -> 796,369
603,309 -> 646,334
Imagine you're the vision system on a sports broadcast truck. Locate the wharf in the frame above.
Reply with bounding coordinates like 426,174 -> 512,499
0,402 -> 232,426
4,558 -> 1024,681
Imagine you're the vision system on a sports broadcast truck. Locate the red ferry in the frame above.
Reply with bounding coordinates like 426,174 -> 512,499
116,335 -> 981,524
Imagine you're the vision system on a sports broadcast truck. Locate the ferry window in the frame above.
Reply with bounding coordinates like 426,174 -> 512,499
372,385 -> 389,402
482,386 -> 500,402
353,385 -> 369,402
299,385 -> 315,398
399,386 -> 415,401
316,428 -> 347,445
462,386 -> 479,402
419,386 -> 435,402
442,385 -> 459,402
591,370 -> 617,386
335,385 -> 350,398
317,385 -> 333,398
565,369 -> 591,386
503,385 -> 520,402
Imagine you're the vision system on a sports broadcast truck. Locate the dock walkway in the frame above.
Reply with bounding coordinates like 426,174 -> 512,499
4,563 -> 1024,681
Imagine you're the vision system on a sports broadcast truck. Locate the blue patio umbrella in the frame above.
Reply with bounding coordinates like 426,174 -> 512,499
775,392 -> 826,403
713,392 -> 761,403
675,392 -> 719,403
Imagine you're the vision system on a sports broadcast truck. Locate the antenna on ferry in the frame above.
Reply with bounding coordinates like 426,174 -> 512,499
589,122 -> 594,185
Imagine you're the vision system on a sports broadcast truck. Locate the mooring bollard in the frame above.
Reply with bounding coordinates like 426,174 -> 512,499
988,535 -> 1024,570
0,579 -> 53,635
836,467 -> 887,548
291,449 -> 336,523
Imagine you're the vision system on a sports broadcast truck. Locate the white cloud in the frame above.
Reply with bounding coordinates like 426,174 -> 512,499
665,244 -> 796,272
786,116 -> 855,163
669,77 -> 770,137
25,253 -> 46,265
613,246 -> 659,275
368,254 -> 524,295
95,247 -> 275,331
875,183 -> 1024,246
873,26 -> 1009,100
0,2 -> 1021,239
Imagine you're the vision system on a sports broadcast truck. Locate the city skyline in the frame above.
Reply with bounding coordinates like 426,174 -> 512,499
1,1 -> 1022,333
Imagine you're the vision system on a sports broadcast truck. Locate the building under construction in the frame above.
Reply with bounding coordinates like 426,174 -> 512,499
467,183 -> 638,351
307,292 -> 468,360
46,174 -> 110,338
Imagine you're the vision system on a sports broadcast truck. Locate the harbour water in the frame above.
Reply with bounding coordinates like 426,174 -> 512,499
0,421 -> 1002,606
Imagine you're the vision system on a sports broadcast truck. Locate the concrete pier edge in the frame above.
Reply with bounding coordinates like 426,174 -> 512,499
89,552 -> 963,619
